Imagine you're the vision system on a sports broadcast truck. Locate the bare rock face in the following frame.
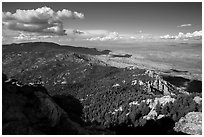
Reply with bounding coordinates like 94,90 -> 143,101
145,70 -> 175,95
143,95 -> 175,120
174,112 -> 202,135
193,96 -> 202,104
143,109 -> 158,120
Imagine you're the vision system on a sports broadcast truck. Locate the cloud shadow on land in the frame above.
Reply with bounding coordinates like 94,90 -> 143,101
162,75 -> 202,93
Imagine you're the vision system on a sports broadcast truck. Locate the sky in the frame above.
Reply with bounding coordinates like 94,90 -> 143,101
2,2 -> 202,45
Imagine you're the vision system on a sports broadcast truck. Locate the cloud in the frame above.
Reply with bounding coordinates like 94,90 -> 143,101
2,6 -> 84,35
72,29 -> 85,35
70,29 -> 154,41
85,31 -> 154,41
13,32 -> 33,40
87,32 -> 119,41
177,24 -> 192,27
13,31 -> 59,41
160,34 -> 176,39
160,30 -> 202,40
79,30 -> 110,36
63,28 -> 155,42
121,33 -> 153,40
66,29 -> 111,39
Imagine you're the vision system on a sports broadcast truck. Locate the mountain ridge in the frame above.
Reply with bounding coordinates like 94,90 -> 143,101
2,42 -> 202,135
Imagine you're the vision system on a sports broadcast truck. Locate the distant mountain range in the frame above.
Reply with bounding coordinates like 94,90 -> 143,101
2,42 -> 202,135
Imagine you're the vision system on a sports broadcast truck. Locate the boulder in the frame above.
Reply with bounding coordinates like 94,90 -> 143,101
174,112 -> 202,135
193,96 -> 202,104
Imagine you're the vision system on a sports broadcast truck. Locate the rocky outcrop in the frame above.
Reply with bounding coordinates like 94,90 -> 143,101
193,96 -> 202,104
143,95 -> 176,120
129,69 -> 180,97
145,70 -> 177,95
2,73 -> 87,135
174,112 -> 202,135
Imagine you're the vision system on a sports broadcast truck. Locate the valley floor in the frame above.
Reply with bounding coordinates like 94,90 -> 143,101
95,52 -> 201,81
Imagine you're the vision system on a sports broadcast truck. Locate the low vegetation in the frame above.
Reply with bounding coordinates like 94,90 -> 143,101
2,42 -> 202,135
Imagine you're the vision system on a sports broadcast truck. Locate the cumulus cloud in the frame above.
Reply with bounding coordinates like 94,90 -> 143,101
75,29 -> 154,41
160,34 -> 176,39
160,30 -> 202,40
63,28 -> 154,42
87,32 -> 119,41
13,31 -> 59,41
80,30 -> 109,36
177,24 -> 192,27
2,6 -> 84,35
72,29 -> 85,35
67,29 -> 111,38
85,31 -> 154,41
13,32 -> 37,40
122,33 -> 153,40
